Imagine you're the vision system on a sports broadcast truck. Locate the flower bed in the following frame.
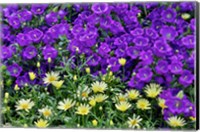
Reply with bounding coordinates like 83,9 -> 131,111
0,2 -> 196,129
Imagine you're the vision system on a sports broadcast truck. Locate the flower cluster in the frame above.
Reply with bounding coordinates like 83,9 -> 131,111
0,2 -> 196,130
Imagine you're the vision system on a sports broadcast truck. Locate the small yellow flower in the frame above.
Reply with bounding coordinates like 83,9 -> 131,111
181,13 -> 190,20
77,85 -> 91,100
127,89 -> 140,100
39,106 -> 52,118
43,72 -> 60,85
91,81 -> 107,93
189,116 -> 196,121
144,83 -> 162,98
57,99 -> 76,111
15,99 -> 34,112
136,99 -> 151,110
116,93 -> 127,102
76,104 -> 91,115
127,114 -> 143,129
5,92 -> 9,99
73,75 -> 77,81
14,84 -> 20,91
35,119 -> 49,128
118,58 -> 126,66
28,72 -> 36,81
166,116 -> 186,127
37,62 -> 40,68
115,101 -> 131,112
158,98 -> 167,109
52,80 -> 64,89
89,96 -> 96,107
92,119 -> 98,126
95,94 -> 108,103
48,57 -> 52,63
85,67 -> 90,74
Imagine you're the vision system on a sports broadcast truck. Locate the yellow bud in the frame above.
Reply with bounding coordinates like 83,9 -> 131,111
181,13 -> 190,20
118,58 -> 126,66
14,84 -> 20,91
110,120 -> 114,126
6,106 -> 10,111
24,124 -> 28,127
99,106 -> 103,111
92,119 -> 98,126
37,62 -> 40,68
89,100 -> 96,107
4,99 -> 8,104
25,83 -> 28,87
73,75 -> 77,81
189,116 -> 196,121
5,92 -> 9,99
48,57 -> 52,63
109,71 -> 113,76
85,67 -> 90,74
52,80 -> 64,89
28,72 -> 36,81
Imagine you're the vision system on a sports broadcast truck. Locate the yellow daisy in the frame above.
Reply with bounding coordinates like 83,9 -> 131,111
38,106 -> 52,118
127,89 -> 140,100
166,116 -> 186,127
144,83 -> 162,98
57,99 -> 76,111
52,80 -> 64,89
136,99 -> 151,110
77,85 -> 91,100
127,114 -> 143,129
35,119 -> 49,128
89,96 -> 96,107
43,72 -> 60,85
15,99 -> 34,112
76,104 -> 91,115
91,81 -> 107,93
115,101 -> 131,112
95,94 -> 108,103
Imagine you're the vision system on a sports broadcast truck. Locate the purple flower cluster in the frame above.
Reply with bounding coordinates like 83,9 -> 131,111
1,2 -> 196,122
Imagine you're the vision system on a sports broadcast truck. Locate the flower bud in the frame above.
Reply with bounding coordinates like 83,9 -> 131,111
14,84 -> 20,91
118,58 -> 126,66
85,67 -> 90,74
37,62 -> 41,68
48,57 -> 52,63
92,119 -> 98,126
5,92 -> 9,99
29,72 -> 36,81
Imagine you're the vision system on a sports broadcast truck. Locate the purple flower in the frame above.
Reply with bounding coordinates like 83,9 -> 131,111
7,63 -> 22,77
17,9 -> 32,22
15,74 -> 28,87
179,70 -> 194,87
115,47 -> 126,57
161,8 -> 177,23
8,15 -> 21,29
107,57 -> 120,72
31,4 -> 47,15
45,12 -> 58,26
133,36 -> 149,49
136,67 -> 153,83
28,29 -> 43,43
128,76 -> 144,89
42,46 -> 58,60
98,43 -> 111,56
91,3 -> 109,15
139,50 -> 153,65
16,33 -> 32,46
23,46 -> 37,60
145,28 -> 159,39
181,35 -> 195,49
87,54 -> 101,67
155,60 -> 168,74
130,28 -> 144,36
0,46 -> 12,60
165,97 -> 186,114
153,40 -> 172,57
127,46 -> 139,59
168,61 -> 183,74
160,26 -> 178,41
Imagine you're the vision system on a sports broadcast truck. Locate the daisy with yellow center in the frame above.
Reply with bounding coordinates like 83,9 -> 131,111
28,72 -> 36,80
39,106 -> 52,118
91,81 -> 107,93
43,72 -> 60,85
127,89 -> 140,100
127,114 -> 143,129
57,99 -> 76,111
77,85 -> 91,100
115,101 -> 131,112
94,94 -> 108,103
76,104 -> 91,115
52,80 -> 64,89
136,99 -> 151,110
166,116 -> 186,127
35,119 -> 49,128
144,83 -> 162,98
117,93 -> 127,102
158,98 -> 167,109
15,99 -> 34,112
89,96 -> 96,107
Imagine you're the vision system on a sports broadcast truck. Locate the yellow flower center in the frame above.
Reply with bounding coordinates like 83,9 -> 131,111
20,103 -> 29,109
80,108 -> 87,114
64,104 -> 71,110
81,92 -> 88,97
43,110 -> 51,117
131,120 -> 137,125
